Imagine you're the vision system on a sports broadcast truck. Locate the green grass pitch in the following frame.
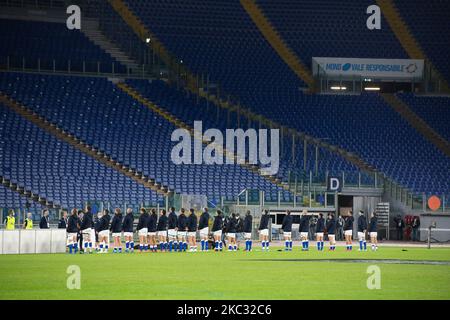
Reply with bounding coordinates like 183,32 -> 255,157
1,246 -> 449,300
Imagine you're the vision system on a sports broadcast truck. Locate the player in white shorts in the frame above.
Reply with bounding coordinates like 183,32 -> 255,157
343,211 -> 354,251
357,210 -> 368,251
212,210 -> 224,251
226,213 -> 238,251
281,210 -> 293,251
167,207 -> 178,252
80,206 -> 94,254
198,208 -> 210,252
243,210 -> 253,252
66,208 -> 80,254
326,213 -> 337,251
156,209 -> 168,251
122,208 -> 134,253
187,209 -> 198,252
177,208 -> 188,252
258,210 -> 271,251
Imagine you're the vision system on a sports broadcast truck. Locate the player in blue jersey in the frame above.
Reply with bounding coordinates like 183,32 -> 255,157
147,208 -> 158,252
122,208 -> 134,253
167,207 -> 178,252
258,210 -> 270,251
326,213 -> 336,251
198,208 -> 210,252
157,209 -> 168,252
243,210 -> 253,252
368,211 -> 378,251
187,209 -> 198,252
110,208 -> 123,253
177,208 -> 188,252
212,210 -> 224,251
137,208 -> 149,252
357,210 -> 368,251
67,208 -> 80,254
344,211 -> 354,251
299,210 -> 310,251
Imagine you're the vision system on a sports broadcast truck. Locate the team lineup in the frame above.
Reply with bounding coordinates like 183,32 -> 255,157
62,207 -> 380,254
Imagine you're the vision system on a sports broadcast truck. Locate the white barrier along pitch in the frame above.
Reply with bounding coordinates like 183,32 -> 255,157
0,229 -> 67,254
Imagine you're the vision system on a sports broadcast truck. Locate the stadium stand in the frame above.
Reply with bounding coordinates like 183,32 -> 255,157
0,18 -> 126,74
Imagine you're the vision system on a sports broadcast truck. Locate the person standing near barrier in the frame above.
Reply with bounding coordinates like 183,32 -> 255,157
212,210 -> 224,251
326,213 -> 336,251
110,208 -> 123,253
23,212 -> 33,229
243,210 -> 253,252
122,208 -> 134,253
39,209 -> 49,229
80,206 -> 94,254
198,207 -> 210,252
259,209 -> 271,251
336,214 -> 344,241
67,208 -> 80,254
315,213 -> 325,251
226,213 -> 238,251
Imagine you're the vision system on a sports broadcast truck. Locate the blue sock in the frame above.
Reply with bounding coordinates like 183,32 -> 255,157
289,241 -> 292,249
184,242 -> 188,251
84,242 -> 88,249
321,241 -> 324,250
201,240 -> 205,251
305,241 -> 308,249
205,241 -> 208,251
285,240 -> 289,249
266,241 -> 269,249
125,242 -> 129,249
130,242 -> 134,250
89,242 -> 92,249
219,241 -> 223,250
169,241 -> 173,252
363,241 -> 367,250
74,243 -> 78,253
262,241 -> 266,249
317,242 -> 320,250
359,240 -> 363,250
69,243 -> 73,254
249,240 -> 252,250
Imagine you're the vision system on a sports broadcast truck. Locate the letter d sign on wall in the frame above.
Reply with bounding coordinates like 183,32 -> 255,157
327,177 -> 342,192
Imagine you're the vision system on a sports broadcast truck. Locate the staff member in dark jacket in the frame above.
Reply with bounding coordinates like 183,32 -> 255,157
259,209 -> 271,251
157,209 -> 168,252
187,209 -> 198,252
122,208 -> 134,253
299,210 -> 310,251
281,210 -> 293,251
137,208 -> 149,252
66,208 -> 80,254
167,207 -> 178,252
147,208 -> 158,252
98,209 -> 111,253
368,212 -> 378,251
39,209 -> 50,229
315,213 -> 325,251
326,213 -> 336,251
110,208 -> 123,253
198,208 -> 210,252
344,211 -> 354,251
357,211 -> 368,251
411,216 -> 420,242
81,206 -> 94,254
177,208 -> 188,252
212,210 -> 224,251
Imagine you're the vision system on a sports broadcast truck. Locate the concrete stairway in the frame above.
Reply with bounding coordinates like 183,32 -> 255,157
82,19 -> 141,75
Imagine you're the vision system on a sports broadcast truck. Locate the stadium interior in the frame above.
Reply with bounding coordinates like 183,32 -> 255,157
0,0 -> 449,242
